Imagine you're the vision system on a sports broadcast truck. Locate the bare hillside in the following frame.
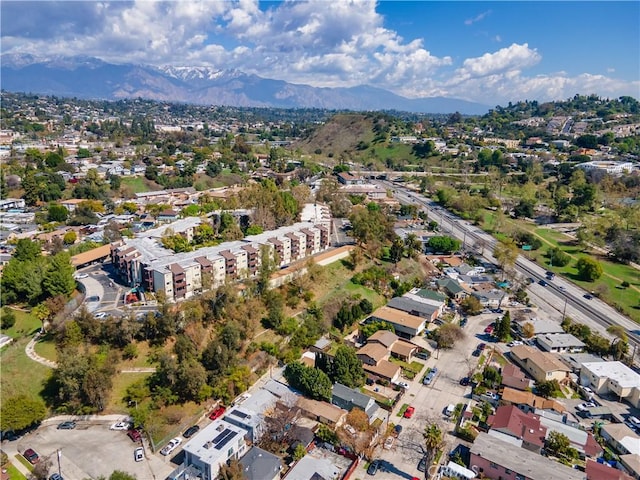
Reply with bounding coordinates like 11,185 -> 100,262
296,114 -> 375,157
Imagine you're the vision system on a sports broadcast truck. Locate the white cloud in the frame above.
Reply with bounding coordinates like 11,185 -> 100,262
0,1 -> 637,105
465,10 -> 492,26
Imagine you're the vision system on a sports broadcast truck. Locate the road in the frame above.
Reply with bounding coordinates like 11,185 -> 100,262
384,182 -> 640,362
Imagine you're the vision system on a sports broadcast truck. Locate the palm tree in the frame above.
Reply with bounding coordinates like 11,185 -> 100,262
422,422 -> 444,477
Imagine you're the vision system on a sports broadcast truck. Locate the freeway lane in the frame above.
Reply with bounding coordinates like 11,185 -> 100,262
384,182 -> 640,358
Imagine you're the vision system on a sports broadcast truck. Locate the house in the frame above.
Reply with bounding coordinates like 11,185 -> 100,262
619,454 -> 640,479
487,405 -> 547,453
387,296 -> 440,322
170,419 -> 249,480
580,362 -> 640,408
158,209 -> 180,222
471,288 -> 507,307
538,412 -> 603,459
60,198 -> 85,212
366,330 -> 419,362
586,459 -> 634,480
436,277 -> 467,299
356,342 -> 401,383
331,383 -> 380,423
516,317 -> 565,336
296,398 -> 347,427
510,345 -> 571,383
537,333 -> 585,353
600,424 -> 640,456
500,364 -> 534,392
469,432 -> 584,480
500,387 -> 566,414
367,305 -> 428,338
239,446 -> 282,480
283,446 -> 354,480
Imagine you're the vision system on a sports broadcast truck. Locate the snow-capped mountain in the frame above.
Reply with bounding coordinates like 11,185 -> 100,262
0,55 -> 490,114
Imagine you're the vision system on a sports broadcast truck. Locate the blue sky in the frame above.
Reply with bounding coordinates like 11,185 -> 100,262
1,1 -> 638,105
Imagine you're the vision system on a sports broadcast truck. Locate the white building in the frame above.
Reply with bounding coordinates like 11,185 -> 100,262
580,361 -> 640,408
178,419 -> 249,480
576,161 -> 635,175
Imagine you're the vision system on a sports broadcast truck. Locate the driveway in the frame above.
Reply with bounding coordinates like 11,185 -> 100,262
4,420 -> 174,480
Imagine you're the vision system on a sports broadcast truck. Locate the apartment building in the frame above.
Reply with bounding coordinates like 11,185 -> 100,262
110,216 -> 330,301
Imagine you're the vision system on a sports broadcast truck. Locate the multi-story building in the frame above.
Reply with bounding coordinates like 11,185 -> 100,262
110,214 -> 331,301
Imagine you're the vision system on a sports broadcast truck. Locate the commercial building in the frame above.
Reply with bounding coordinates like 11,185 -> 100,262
580,362 -> 640,408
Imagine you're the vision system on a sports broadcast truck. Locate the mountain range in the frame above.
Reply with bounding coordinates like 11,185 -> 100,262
0,54 -> 491,115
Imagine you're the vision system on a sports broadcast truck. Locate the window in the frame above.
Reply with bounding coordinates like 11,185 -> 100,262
515,475 -> 525,480
490,462 -> 498,469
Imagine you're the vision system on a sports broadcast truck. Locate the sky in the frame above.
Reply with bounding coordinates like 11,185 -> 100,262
1,1 -> 639,106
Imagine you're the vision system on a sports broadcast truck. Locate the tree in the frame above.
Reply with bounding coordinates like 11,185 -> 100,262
360,320 -> 394,339
42,252 -> 76,297
14,238 -> 41,261
108,472 -> 138,480
423,422 -> 444,467
428,236 -> 460,254
330,345 -> 365,388
548,247 -> 571,267
1,307 -> 16,329
433,323 -> 464,349
522,322 -> 535,339
546,431 -> 579,460
536,379 -> 561,398
495,311 -> 511,342
576,257 -> 603,282
48,203 -> 69,222
218,459 -> 244,480
63,231 -> 77,245
389,237 -> 404,264
346,407 -> 370,432
0,395 -> 47,431
284,361 -> 332,401
460,296 -> 483,316
30,457 -> 53,480
493,239 -> 518,275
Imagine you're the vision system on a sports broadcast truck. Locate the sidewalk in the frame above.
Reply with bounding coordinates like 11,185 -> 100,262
25,333 -> 57,368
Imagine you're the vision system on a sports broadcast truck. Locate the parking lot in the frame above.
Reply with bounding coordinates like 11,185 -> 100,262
9,420 -> 175,480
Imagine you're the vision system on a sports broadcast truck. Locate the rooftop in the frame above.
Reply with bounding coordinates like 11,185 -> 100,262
582,361 -> 640,389
369,306 -> 425,330
471,432 -> 584,480
181,419 -> 248,465
239,446 -> 282,480
387,296 -> 440,317
284,446 -> 352,480
538,333 -> 586,348
511,345 -> 570,373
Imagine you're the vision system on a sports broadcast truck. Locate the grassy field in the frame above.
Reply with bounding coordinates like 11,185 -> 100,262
107,372 -> 153,413
33,335 -> 58,362
120,176 -> 152,193
478,210 -> 640,323
2,308 -> 41,339
317,260 -> 385,308
4,460 -> 28,479
0,337 -> 53,404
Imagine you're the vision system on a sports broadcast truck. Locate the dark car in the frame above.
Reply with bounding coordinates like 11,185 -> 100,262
539,279 -> 548,287
418,457 -> 427,472
49,474 -> 64,480
472,349 -> 480,357
584,293 -> 593,300
23,448 -> 39,465
394,424 -> 403,435
477,342 -> 486,351
57,421 -> 76,430
460,376 -> 470,386
183,425 -> 200,438
367,460 -> 380,476
460,317 -> 468,327
127,428 -> 142,442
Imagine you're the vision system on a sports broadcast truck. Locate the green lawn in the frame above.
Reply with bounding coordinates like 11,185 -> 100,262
1,308 -> 41,339
107,372 -> 152,413
120,176 -> 151,193
4,459 -> 28,479
33,336 -> 58,362
0,338 -> 53,406
13,455 -> 33,473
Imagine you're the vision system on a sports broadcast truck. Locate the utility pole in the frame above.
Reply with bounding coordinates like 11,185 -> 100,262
57,449 -> 62,478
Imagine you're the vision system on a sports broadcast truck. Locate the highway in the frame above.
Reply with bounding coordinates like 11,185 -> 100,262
383,181 -> 640,360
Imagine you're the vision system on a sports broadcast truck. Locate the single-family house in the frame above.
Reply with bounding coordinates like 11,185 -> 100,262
537,333 -> 585,353
510,345 -> 571,384
600,424 -> 640,456
239,446 -> 282,480
367,305 -> 428,339
296,397 -> 347,427
331,383 -> 380,423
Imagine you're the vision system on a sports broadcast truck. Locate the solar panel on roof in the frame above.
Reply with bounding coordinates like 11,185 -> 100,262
231,410 -> 248,419
215,431 -> 235,450
211,428 -> 231,444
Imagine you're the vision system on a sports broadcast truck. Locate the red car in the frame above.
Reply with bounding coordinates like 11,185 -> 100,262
127,428 -> 142,443
23,448 -> 39,465
484,325 -> 494,334
403,406 -> 415,418
209,405 -> 226,421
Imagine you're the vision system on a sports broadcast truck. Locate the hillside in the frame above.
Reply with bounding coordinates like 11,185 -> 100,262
296,114 -> 376,157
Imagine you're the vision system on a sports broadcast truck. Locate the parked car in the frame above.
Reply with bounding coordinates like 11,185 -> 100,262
110,421 -> 131,431
394,424 -> 403,435
49,474 -> 64,480
383,436 -> 394,450
477,343 -> 486,351
183,425 -> 200,438
576,402 -> 596,412
415,351 -> 430,360
209,405 -> 226,421
423,368 -> 438,385
127,428 -> 142,443
484,391 -> 499,400
160,437 -> 182,456
94,312 -> 109,319
403,406 -> 415,418
57,421 -> 76,430
74,273 -> 89,279
459,317 -> 468,327
484,325 -> 494,334
134,447 -> 144,462
507,341 -> 523,347
23,448 -> 39,465
472,349 -> 481,357
459,377 -> 470,386
367,460 -> 380,475
395,381 -> 410,390
445,404 -> 455,417
580,386 -> 595,400
627,416 -> 640,428
417,457 -> 427,472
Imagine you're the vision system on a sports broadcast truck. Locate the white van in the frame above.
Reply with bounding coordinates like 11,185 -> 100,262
445,404 -> 455,417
